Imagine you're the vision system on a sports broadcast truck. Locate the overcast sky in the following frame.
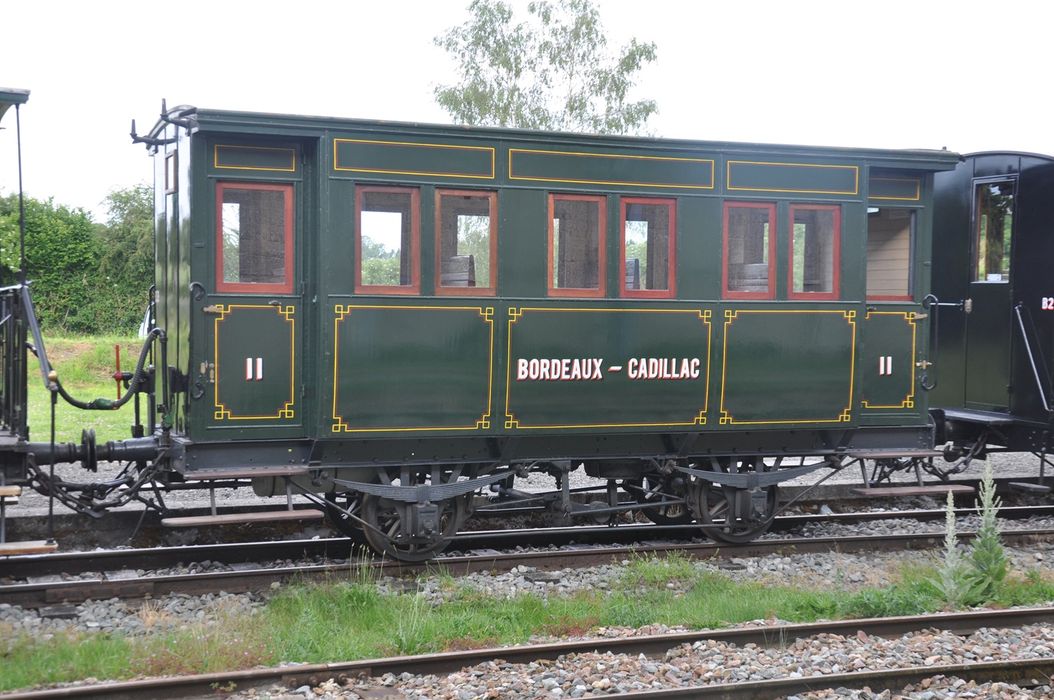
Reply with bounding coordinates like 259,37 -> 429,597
2,0 -> 1051,221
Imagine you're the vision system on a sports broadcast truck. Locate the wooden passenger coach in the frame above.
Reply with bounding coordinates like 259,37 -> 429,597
133,105 -> 962,556
0,99 -> 963,559
150,108 -> 956,453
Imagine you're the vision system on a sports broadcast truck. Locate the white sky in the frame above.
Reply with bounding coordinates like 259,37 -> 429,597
2,0 -> 1051,222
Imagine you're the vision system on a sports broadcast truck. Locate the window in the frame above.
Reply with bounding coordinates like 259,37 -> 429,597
356,186 -> 420,294
549,194 -> 606,297
866,207 -> 915,300
621,198 -> 675,298
165,152 -> 177,194
975,180 -> 1014,282
215,182 -> 293,294
789,204 -> 840,300
436,190 -> 496,295
723,202 -> 776,299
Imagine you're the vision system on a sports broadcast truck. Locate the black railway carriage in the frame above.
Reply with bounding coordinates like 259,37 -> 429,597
928,152 -> 1054,479
1,98 -> 962,559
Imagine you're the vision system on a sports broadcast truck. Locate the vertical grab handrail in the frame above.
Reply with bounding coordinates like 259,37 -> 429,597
920,294 -> 940,391
1014,302 -> 1053,414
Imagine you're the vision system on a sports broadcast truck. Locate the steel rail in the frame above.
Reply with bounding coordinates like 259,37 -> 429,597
4,527 -> 1054,608
5,504 -> 1051,580
5,606 -> 1054,698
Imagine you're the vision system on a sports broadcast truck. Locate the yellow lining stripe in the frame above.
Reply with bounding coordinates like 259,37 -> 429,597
213,305 -> 297,421
213,144 -> 297,173
719,309 -> 856,425
727,160 -> 860,195
504,307 -> 711,430
509,148 -> 715,190
331,304 -> 494,432
861,311 -> 917,409
869,176 -> 922,202
333,138 -> 496,179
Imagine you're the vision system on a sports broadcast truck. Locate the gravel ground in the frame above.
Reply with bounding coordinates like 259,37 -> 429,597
223,624 -> 1054,699
5,537 -> 1053,638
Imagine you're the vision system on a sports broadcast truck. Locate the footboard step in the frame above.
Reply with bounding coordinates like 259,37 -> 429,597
851,485 -> 975,497
1009,481 -> 1052,494
0,540 -> 59,556
0,486 -> 22,497
161,509 -> 324,527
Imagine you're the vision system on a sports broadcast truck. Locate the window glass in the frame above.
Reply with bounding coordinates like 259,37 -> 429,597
359,189 -> 416,289
438,191 -> 494,290
623,199 -> 673,294
219,185 -> 289,288
551,195 -> 604,293
866,207 -> 914,299
975,181 -> 1014,282
725,203 -> 773,296
791,206 -> 838,296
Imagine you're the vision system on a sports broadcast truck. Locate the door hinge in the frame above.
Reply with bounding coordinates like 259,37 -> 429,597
916,360 -> 933,369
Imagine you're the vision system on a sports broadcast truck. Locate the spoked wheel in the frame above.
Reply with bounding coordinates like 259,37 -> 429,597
626,473 -> 693,525
360,493 -> 467,562
690,457 -> 778,544
323,492 -> 369,545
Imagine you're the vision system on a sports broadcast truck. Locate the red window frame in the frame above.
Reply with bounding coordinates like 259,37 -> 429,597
722,201 -> 777,300
548,193 -> 607,298
619,197 -> 676,299
434,189 -> 498,297
355,185 -> 421,296
214,181 -> 294,295
787,204 -> 841,301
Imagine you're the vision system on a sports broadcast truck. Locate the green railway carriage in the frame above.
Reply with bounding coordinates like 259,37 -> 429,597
0,95 -> 962,559
138,105 -> 958,556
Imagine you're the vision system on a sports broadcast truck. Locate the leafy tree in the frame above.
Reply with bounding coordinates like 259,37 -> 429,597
0,185 -> 154,334
0,193 -> 99,332
434,0 -> 658,134
97,185 -> 154,320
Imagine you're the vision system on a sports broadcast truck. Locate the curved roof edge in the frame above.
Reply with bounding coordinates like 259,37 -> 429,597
0,87 -> 30,127
962,150 -> 1054,162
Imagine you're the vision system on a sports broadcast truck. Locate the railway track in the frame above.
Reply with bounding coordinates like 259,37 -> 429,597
4,504 -> 1052,582
5,606 -> 1054,698
4,526 -> 1054,608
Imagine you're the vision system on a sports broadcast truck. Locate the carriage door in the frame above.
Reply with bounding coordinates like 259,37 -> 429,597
204,179 -> 303,437
964,177 -> 1015,411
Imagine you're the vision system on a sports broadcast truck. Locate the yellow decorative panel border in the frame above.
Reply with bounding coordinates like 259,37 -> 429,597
331,305 -> 494,432
727,160 -> 860,195
719,309 -> 856,425
213,144 -> 297,172
861,311 -> 917,410
213,304 -> 297,421
869,176 -> 922,202
332,138 -> 496,179
504,307 -> 712,429
509,148 -> 715,190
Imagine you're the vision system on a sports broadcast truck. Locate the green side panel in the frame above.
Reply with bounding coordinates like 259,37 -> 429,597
505,308 -> 712,429
860,311 -> 918,411
509,149 -> 714,190
869,176 -> 921,202
727,161 -> 859,195
719,310 -> 856,425
331,304 -> 494,433
333,138 -> 495,180
213,144 -> 298,172
212,304 -> 299,424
